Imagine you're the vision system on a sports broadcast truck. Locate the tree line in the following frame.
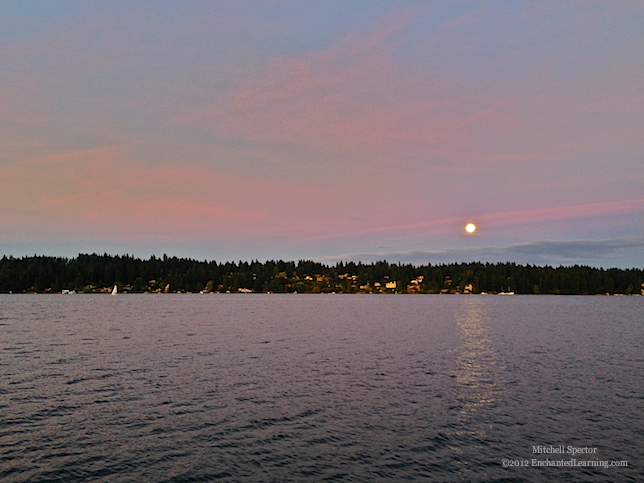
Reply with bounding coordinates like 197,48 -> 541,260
0,253 -> 642,295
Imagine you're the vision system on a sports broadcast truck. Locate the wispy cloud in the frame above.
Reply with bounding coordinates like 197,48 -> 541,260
301,198 -> 644,242
0,146 -> 321,242
173,1 -> 644,182
176,5 -> 489,162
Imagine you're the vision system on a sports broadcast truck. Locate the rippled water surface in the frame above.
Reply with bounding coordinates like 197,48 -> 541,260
1,294 -> 643,482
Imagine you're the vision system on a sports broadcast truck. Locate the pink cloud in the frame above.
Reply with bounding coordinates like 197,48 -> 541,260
177,6 -> 486,162
0,146 -> 329,243
173,3 -> 644,180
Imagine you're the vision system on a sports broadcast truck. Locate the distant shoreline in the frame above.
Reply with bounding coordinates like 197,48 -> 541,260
1,254 -> 642,296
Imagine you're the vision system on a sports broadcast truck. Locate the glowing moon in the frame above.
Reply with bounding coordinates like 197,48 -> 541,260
465,223 -> 476,233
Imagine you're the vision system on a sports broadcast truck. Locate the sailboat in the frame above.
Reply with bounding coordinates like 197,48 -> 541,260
111,285 -> 118,295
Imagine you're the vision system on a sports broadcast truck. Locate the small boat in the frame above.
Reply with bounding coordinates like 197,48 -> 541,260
111,285 -> 118,295
499,286 -> 514,295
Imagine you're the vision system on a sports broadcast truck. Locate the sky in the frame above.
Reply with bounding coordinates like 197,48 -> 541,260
1,1 -> 643,268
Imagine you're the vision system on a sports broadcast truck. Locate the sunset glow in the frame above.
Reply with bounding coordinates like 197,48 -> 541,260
0,2 -> 642,267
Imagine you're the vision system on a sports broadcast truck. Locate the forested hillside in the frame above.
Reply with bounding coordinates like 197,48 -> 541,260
0,254 -> 642,295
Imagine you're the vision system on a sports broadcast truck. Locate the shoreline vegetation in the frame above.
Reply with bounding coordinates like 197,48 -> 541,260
1,254 -> 643,295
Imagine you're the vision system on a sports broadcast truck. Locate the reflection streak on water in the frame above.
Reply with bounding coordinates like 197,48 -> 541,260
454,297 -> 504,422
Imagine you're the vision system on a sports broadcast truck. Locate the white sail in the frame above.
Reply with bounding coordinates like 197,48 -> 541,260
111,285 -> 118,295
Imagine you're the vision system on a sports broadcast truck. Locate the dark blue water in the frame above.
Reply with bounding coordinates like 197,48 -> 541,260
1,294 -> 642,482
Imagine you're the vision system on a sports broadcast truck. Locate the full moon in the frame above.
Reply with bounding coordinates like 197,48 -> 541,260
465,223 -> 476,233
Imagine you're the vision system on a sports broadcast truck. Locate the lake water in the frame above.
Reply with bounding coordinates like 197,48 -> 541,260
1,294 -> 642,482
